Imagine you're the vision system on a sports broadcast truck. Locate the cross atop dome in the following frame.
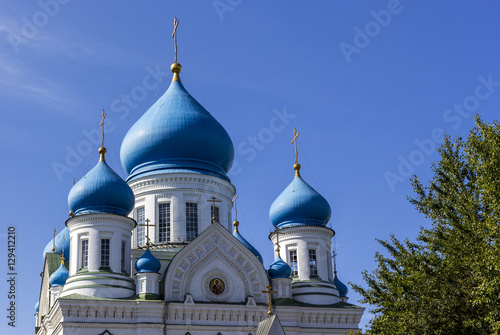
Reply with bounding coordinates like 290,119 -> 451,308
68,111 -> 135,217
291,128 -> 301,177
207,196 -> 221,224
140,218 -> 155,248
232,194 -> 239,233
171,17 -> 182,82
120,18 -> 235,182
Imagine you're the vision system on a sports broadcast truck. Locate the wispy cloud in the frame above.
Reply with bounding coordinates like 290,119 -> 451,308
0,10 -> 152,115
0,54 -> 77,114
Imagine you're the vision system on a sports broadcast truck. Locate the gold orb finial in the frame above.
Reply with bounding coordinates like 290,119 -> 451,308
171,63 -> 182,82
69,210 -> 75,218
171,62 -> 182,73
98,146 -> 107,162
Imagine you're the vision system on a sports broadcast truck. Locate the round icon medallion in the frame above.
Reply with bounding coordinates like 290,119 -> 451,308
209,278 -> 225,295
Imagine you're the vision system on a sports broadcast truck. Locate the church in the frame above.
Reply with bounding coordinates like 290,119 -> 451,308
35,21 -> 364,335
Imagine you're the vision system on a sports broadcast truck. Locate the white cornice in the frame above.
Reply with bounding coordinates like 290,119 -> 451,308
128,173 -> 236,199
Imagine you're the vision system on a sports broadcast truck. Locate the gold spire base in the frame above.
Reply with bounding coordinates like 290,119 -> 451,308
171,63 -> 182,82
233,220 -> 239,233
293,163 -> 301,177
98,147 -> 107,162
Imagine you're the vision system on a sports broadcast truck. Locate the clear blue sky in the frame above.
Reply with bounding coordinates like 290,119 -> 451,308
1,1 -> 499,333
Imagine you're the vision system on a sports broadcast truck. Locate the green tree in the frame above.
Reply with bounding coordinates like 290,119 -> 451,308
352,117 -> 500,335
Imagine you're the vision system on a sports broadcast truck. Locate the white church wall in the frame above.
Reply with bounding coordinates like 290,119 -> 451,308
66,214 -> 135,275
271,226 -> 335,283
128,173 -> 236,247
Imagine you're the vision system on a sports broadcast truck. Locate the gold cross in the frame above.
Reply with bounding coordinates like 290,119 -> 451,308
332,250 -> 338,275
140,218 -> 155,248
52,228 -> 56,253
207,196 -> 221,223
274,228 -> 282,256
232,195 -> 240,233
172,17 -> 179,63
232,194 -> 239,222
61,235 -> 66,263
291,128 -> 300,165
261,284 -> 277,316
100,109 -> 106,148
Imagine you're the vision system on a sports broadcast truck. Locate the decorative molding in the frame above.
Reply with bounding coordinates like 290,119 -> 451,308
164,223 -> 269,303
67,215 -> 136,230
155,193 -> 173,199
129,174 -> 235,196
184,294 -> 195,305
183,192 -> 202,198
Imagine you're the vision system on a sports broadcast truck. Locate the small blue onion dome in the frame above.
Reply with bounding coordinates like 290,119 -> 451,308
68,147 -> 135,216
334,273 -> 348,297
120,65 -> 234,182
268,255 -> 292,279
233,220 -> 263,263
42,227 -> 70,262
135,249 -> 161,273
35,301 -> 39,314
269,166 -> 331,228
49,262 -> 69,287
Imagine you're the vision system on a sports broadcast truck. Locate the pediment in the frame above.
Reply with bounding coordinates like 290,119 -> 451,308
256,315 -> 286,335
38,253 -> 66,317
164,223 -> 269,303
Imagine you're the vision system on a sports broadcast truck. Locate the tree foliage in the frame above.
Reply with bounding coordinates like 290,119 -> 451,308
352,117 -> 500,334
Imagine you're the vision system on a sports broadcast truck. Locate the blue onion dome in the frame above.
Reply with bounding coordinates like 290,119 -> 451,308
334,272 -> 348,297
49,261 -> 69,287
42,227 -> 70,262
135,249 -> 161,273
68,147 -> 135,217
269,164 -> 331,228
120,63 -> 234,182
233,220 -> 263,263
268,255 -> 292,279
35,301 -> 39,314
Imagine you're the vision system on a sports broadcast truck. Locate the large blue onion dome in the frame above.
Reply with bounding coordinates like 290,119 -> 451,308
120,63 -> 234,182
42,227 -> 70,262
269,164 -> 331,228
334,272 -> 348,297
233,220 -> 263,263
35,301 -> 39,314
268,255 -> 292,279
49,261 -> 69,287
135,249 -> 161,273
68,147 -> 135,217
